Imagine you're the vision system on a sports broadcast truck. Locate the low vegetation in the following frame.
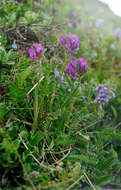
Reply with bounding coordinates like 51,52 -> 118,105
0,0 -> 121,189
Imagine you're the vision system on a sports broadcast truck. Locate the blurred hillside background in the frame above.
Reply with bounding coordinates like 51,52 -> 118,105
54,0 -> 121,32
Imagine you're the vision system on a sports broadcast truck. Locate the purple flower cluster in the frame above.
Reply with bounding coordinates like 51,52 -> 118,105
65,58 -> 88,78
95,84 -> 115,109
59,34 -> 79,55
28,43 -> 43,59
68,13 -> 81,28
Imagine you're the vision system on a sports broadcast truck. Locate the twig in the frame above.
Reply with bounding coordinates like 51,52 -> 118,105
84,172 -> 96,190
16,29 -> 26,40
4,21 -> 68,33
80,119 -> 103,132
51,146 -> 71,165
115,122 -> 121,129
49,148 -> 72,154
66,175 -> 84,190
19,134 -> 55,171
27,76 -> 44,95
30,21 -> 68,29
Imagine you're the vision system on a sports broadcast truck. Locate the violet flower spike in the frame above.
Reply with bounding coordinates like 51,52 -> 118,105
28,48 -> 36,59
51,7 -> 56,14
72,22 -> 78,28
35,43 -> 43,55
95,83 -> 115,109
59,34 -> 80,55
65,58 -> 88,78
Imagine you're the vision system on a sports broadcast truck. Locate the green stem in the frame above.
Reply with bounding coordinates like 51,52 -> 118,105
49,59 -> 69,112
33,87 -> 39,129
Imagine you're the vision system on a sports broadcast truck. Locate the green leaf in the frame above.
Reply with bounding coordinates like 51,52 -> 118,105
13,139 -> 20,149
8,125 -> 18,138
19,17 -> 27,24
20,130 -> 28,139
31,132 -> 44,146
16,66 -> 35,87
98,156 -> 116,171
111,105 -> 117,118
0,103 -> 6,120
1,138 -> 13,154
95,175 -> 112,186
9,82 -> 26,103
0,50 -> 6,61
23,150 -> 31,160
48,140 -> 54,150
24,11 -> 37,22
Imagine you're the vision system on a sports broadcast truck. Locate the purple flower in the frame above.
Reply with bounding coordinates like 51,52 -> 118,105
65,59 -> 76,76
72,22 -> 78,28
77,58 -> 88,73
68,13 -> 76,19
55,69 -> 59,80
51,7 -> 56,14
71,34 -> 79,48
65,58 -> 88,78
28,48 -> 36,59
60,75 -> 64,84
59,36 -> 65,46
104,83 -> 109,88
95,84 -> 103,92
59,34 -> 79,55
111,93 -> 115,98
28,43 -> 43,59
77,18 -> 82,23
21,47 -> 26,51
68,13 -> 81,27
65,40 -> 71,49
114,28 -> 121,38
35,43 -> 43,55
95,83 -> 115,109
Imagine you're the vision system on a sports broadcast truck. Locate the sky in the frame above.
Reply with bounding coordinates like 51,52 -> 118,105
99,0 -> 121,17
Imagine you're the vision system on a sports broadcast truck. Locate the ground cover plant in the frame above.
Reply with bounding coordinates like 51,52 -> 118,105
0,0 -> 121,189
